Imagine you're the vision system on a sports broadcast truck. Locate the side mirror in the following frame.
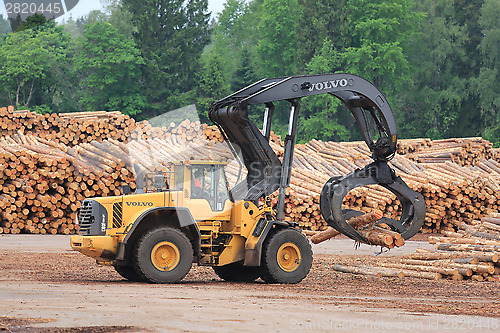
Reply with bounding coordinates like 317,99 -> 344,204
153,175 -> 166,191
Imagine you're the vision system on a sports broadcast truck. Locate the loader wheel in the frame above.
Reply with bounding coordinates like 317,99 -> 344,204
133,227 -> 193,283
113,265 -> 143,282
212,261 -> 260,282
260,228 -> 312,284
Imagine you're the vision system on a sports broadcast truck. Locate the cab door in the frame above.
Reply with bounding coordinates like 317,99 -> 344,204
188,165 -> 232,221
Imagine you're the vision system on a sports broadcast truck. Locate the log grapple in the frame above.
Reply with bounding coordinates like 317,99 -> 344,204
209,73 -> 425,243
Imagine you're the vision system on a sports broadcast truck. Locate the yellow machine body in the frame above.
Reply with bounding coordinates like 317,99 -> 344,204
70,161 -> 270,268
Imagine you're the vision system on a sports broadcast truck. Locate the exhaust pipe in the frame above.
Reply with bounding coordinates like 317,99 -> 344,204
133,164 -> 145,194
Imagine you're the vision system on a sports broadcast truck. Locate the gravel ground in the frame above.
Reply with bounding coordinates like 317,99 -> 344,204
0,236 -> 499,332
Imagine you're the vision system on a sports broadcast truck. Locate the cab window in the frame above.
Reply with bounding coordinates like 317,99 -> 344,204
191,165 -> 229,211
172,165 -> 184,190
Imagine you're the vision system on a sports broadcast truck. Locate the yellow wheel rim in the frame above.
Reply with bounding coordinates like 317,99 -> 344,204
277,242 -> 301,272
151,241 -> 180,271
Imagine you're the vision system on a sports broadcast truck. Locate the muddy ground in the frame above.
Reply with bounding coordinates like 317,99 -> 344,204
0,235 -> 499,332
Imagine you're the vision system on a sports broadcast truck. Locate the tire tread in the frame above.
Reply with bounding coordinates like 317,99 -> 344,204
133,227 -> 193,283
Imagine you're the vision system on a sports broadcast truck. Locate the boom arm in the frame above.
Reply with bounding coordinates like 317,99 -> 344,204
209,73 -> 425,242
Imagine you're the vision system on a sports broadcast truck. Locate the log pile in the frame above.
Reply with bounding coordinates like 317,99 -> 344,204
492,148 -> 500,161
0,132 -> 138,234
330,215 -> 500,282
1,105 -> 499,237
131,119 -> 220,145
284,139 -> 500,234
399,137 -> 494,166
399,215 -> 500,282
0,129 -> 237,234
0,107 -> 136,145
0,106 -> 283,149
397,138 -> 432,154
310,211 -> 406,248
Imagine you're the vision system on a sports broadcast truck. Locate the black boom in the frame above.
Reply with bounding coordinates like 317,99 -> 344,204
209,73 -> 425,242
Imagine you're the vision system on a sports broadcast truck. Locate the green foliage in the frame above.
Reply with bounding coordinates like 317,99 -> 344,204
102,0 -> 136,37
298,108 -> 351,143
256,0 -> 300,77
398,0 -> 467,138
210,0 -> 251,76
0,20 -> 71,108
297,38 -> 350,143
83,1 -> 134,36
398,0 -> 492,140
0,0 -> 497,145
483,125 -> 500,148
231,48 -> 258,92
196,54 -> 230,122
63,17 -> 83,39
296,0 -> 350,71
85,10 -> 109,24
0,15 -> 12,34
15,14 -> 48,32
30,104 -> 53,114
122,0 -> 210,117
342,0 -> 421,96
74,22 -> 146,116
474,0 -> 500,145
8,14 -> 22,32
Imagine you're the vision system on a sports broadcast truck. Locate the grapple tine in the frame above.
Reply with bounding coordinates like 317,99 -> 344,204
320,161 -> 425,243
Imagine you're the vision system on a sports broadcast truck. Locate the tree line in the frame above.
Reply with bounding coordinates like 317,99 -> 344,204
0,0 -> 498,145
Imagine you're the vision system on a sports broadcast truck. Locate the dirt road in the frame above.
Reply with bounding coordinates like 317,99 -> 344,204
0,235 -> 498,332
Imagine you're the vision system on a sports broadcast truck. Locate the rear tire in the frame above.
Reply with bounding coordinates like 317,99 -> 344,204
260,228 -> 313,284
133,227 -> 193,283
113,265 -> 142,282
213,261 -> 260,282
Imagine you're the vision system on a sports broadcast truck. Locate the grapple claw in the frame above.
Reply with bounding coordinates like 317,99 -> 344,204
320,161 -> 425,243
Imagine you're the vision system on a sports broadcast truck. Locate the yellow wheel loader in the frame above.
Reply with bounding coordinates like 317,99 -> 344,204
70,73 -> 425,283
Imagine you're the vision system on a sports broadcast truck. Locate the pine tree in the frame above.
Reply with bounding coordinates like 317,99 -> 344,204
231,48 -> 257,92
122,0 -> 210,116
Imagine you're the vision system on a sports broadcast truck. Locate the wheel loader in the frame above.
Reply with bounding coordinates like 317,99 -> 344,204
70,73 -> 425,283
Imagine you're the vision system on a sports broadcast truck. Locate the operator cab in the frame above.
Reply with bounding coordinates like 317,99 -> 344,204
189,163 -> 230,211
130,160 -> 232,214
131,161 -> 229,198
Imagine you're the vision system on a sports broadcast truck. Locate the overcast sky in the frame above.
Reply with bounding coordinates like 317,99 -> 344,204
0,0 -> 228,22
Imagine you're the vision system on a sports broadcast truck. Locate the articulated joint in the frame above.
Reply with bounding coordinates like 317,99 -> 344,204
367,160 -> 396,185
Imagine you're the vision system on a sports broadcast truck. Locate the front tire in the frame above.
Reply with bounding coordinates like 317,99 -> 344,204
113,265 -> 143,282
213,261 -> 260,282
133,227 -> 193,283
260,228 -> 313,284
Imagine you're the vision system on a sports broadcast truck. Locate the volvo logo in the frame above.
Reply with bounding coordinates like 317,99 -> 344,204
126,202 -> 154,207
305,79 -> 350,92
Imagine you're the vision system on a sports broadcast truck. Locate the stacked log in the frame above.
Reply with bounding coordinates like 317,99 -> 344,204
286,139 -> 500,233
0,107 -> 136,145
397,138 -> 432,154
0,106 -> 196,146
309,211 -> 406,248
0,132 -> 139,234
2,126 -> 499,235
492,148 -> 500,160
1,105 -> 499,236
401,137 -> 494,166
401,217 -> 500,281
329,216 -> 500,282
0,130 -> 239,234
0,106 -> 283,149
132,119 -> 206,144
